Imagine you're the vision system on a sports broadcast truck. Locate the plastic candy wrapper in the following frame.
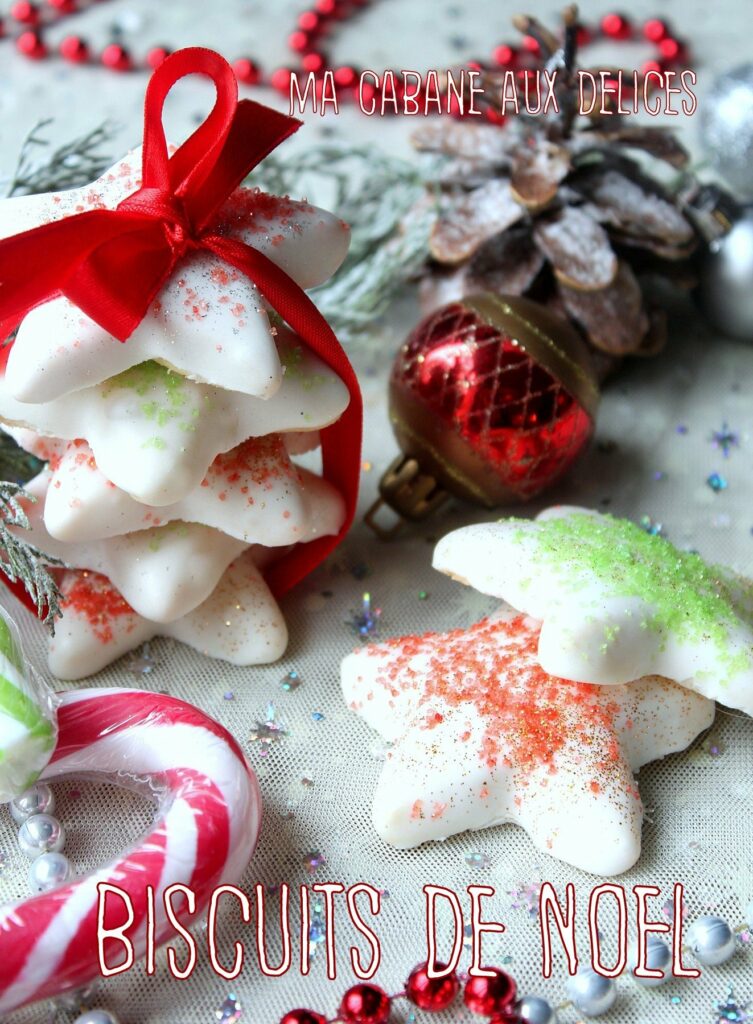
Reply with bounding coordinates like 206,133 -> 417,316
0,687 -> 261,1014
0,604 -> 57,803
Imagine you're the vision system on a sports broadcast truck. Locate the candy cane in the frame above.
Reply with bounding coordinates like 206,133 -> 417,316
0,688 -> 261,1014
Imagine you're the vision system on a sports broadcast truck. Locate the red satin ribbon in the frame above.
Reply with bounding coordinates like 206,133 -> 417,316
0,46 -> 362,614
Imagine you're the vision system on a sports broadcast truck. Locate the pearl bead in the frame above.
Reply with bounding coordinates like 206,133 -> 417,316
516,994 -> 558,1024
73,1012 -> 120,1024
627,934 -> 672,987
28,851 -> 73,892
565,968 -> 617,1017
10,782 -> 55,824
18,813 -> 65,859
686,916 -> 737,966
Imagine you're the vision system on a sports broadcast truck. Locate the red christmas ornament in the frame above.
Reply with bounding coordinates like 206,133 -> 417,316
233,57 -> 261,83
147,46 -> 172,69
464,969 -> 517,1016
270,66 -> 294,92
406,962 -> 460,1011
101,42 -> 132,71
339,983 -> 392,1024
279,1012 -> 328,1024
643,17 -> 668,42
10,0 -> 39,25
16,28 -> 46,58
47,0 -> 77,11
367,295 -> 598,532
601,12 -> 632,39
59,34 -> 88,62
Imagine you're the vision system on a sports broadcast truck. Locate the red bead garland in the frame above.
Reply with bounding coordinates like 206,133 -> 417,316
406,961 -> 460,1011
464,968 -> 517,1016
0,0 -> 691,124
339,983 -> 392,1024
279,1012 -> 328,1024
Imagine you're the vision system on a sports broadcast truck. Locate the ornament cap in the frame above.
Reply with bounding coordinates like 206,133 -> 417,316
365,455 -> 449,538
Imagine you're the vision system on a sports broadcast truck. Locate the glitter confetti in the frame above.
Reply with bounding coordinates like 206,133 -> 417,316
347,592 -> 381,639
715,988 -> 751,1023
653,470 -> 668,482
676,424 -> 689,435
216,994 -> 242,1023
249,703 -> 287,749
465,851 -> 491,870
223,691 -> 234,701
710,422 -> 740,458
640,515 -> 665,537
702,735 -> 726,757
309,894 -> 327,958
418,590 -> 430,600
707,472 -> 729,493
303,851 -> 326,873
508,881 -> 542,919
281,670 -> 302,692
127,642 -> 155,676
311,711 -> 325,722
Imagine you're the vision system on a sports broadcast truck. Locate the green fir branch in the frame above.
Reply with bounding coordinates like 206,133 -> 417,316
248,144 -> 438,341
0,482 -> 63,631
5,118 -> 117,198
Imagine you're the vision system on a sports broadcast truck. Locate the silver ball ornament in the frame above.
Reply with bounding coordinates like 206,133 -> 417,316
73,1012 -> 120,1024
686,915 -> 737,966
565,967 -> 617,1017
516,994 -> 558,1024
28,851 -> 73,892
18,813 -> 65,860
10,782 -> 55,824
699,208 -> 753,342
699,63 -> 753,198
627,934 -> 672,987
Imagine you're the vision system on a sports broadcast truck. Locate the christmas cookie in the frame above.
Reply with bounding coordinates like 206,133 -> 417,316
14,430 -> 344,546
433,507 -> 753,716
0,325 -> 350,506
1,148 -> 349,403
341,610 -> 713,875
48,552 -> 288,679
20,472 -> 247,623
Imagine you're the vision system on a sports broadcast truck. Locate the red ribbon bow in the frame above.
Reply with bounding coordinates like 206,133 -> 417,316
0,47 -> 362,610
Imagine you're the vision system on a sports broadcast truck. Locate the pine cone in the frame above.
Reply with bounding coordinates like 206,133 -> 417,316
415,7 -> 698,370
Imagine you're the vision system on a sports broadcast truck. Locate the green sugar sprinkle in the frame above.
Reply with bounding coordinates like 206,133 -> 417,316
103,361 -> 203,439
512,513 -> 753,679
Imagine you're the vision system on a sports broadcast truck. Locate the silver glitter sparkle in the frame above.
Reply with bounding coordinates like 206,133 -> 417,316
347,591 -> 381,639
303,850 -> 326,873
127,642 -> 155,676
465,851 -> 491,870
249,703 -> 287,748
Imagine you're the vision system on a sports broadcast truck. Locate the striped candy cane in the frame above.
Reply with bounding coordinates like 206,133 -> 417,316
0,688 -> 261,1014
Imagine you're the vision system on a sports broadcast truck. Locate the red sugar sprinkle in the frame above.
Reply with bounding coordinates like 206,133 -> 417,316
61,570 -> 135,644
367,615 -> 621,774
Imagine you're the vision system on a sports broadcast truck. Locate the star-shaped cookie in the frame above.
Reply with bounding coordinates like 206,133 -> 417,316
48,551 -> 288,679
9,429 -> 344,545
342,610 -> 713,875
1,148 -> 349,403
0,326 -> 349,506
433,507 -> 753,716
18,468 -> 343,623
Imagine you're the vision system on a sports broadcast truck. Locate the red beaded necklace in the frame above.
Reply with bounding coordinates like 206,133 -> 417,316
2,0 -> 688,123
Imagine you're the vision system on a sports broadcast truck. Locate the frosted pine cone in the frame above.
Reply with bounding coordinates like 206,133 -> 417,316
415,7 -> 698,369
